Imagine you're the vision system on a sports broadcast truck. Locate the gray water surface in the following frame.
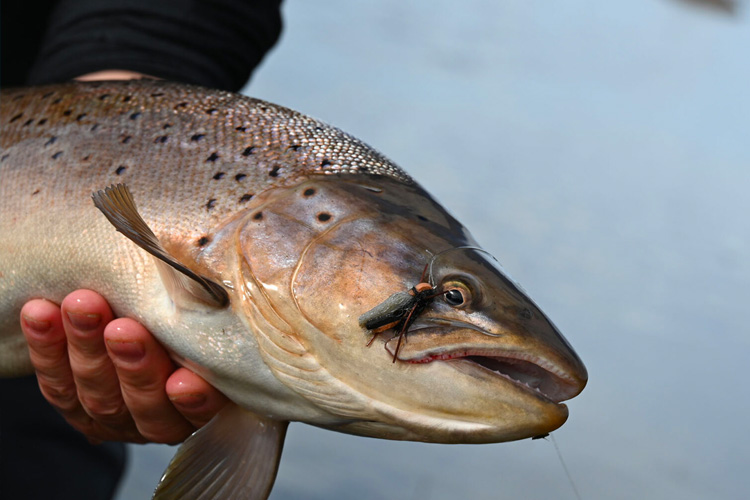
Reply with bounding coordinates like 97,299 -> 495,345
116,1 -> 750,499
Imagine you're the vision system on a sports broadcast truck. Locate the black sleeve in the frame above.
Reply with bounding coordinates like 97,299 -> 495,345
25,0 -> 283,92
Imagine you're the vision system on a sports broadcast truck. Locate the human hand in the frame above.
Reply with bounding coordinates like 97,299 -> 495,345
20,290 -> 229,444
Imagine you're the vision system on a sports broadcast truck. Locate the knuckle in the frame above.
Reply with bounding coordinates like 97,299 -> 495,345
79,394 -> 128,420
28,344 -> 67,370
38,381 -> 79,412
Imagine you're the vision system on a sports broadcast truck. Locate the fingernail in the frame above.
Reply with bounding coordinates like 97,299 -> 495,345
170,393 -> 207,409
106,340 -> 145,363
22,314 -> 51,333
66,311 -> 102,331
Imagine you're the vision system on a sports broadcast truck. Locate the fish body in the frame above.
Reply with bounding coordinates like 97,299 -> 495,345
0,81 -> 587,498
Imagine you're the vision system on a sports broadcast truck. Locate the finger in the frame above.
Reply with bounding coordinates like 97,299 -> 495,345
20,299 -> 83,416
167,368 -> 230,429
104,318 -> 195,443
61,290 -> 128,426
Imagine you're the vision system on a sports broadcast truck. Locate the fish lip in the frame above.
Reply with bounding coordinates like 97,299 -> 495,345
388,321 -> 585,404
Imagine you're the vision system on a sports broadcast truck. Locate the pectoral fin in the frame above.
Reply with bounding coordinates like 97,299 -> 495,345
153,404 -> 288,500
92,184 -> 228,308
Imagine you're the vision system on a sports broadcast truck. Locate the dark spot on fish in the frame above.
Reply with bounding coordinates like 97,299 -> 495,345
76,113 -> 87,121
163,123 -> 172,129
206,199 -> 217,210
191,134 -> 205,141
38,118 -> 48,125
123,96 -> 132,102
303,188 -> 316,197
520,308 -> 533,320
82,155 -> 91,161
235,173 -> 247,182
10,113 -> 23,123
122,135 -> 132,144
289,144 -> 301,151
130,112 -> 141,120
175,102 -> 188,109
320,159 -> 331,167
151,92 -> 165,97
206,152 -> 219,162
23,119 -> 33,126
253,212 -> 263,220
213,172 -> 225,180
206,108 -> 218,115
32,189 -> 40,195
44,136 -> 57,147
52,98 -> 62,104
51,151 -> 63,159
155,135 -> 169,144
235,126 -> 248,132
317,213 -> 332,222
115,166 -> 127,175
42,91 -> 54,99
63,110 -> 72,116
242,146 -> 255,156
99,94 -> 110,100
197,236 -> 210,246
417,215 -> 428,222
1,154 -> 9,162
269,166 -> 280,177
239,194 -> 253,203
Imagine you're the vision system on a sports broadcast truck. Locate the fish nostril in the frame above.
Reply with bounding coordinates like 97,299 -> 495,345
303,188 -> 316,197
317,213 -> 332,222
520,308 -> 533,320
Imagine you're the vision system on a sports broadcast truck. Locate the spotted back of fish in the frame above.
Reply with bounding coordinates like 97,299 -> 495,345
0,80 -> 413,244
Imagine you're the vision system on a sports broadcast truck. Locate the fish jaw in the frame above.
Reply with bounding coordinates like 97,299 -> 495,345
384,320 -> 586,405
235,175 -> 586,443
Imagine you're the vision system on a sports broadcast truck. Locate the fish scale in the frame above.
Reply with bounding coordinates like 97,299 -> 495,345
0,81 -> 586,499
1,80 -> 412,236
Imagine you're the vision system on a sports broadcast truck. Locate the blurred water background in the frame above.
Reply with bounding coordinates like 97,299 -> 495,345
115,1 -> 750,499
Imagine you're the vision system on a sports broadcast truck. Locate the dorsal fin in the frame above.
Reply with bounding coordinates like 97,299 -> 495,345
92,184 -> 228,308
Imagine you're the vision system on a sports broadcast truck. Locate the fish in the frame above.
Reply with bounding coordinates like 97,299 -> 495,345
0,81 -> 587,499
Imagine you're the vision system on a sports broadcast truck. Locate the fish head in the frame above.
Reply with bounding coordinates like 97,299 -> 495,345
236,175 -> 586,443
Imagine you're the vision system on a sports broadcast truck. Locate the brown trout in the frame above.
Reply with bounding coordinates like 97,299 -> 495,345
0,81 -> 587,499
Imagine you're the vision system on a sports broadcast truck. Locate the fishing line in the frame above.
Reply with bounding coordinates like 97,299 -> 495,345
550,434 -> 582,500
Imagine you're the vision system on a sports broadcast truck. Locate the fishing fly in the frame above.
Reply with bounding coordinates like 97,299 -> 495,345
358,246 -> 489,362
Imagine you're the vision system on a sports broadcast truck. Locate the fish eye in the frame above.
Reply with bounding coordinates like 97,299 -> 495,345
444,289 -> 465,306
441,276 -> 479,308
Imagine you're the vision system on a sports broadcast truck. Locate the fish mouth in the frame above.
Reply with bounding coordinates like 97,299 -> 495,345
384,323 -> 585,404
